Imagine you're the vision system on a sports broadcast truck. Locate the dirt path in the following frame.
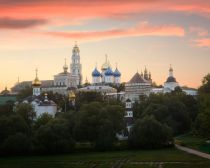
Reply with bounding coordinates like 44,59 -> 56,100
175,144 -> 210,160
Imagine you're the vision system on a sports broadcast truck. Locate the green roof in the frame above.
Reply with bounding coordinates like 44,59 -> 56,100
0,95 -> 17,105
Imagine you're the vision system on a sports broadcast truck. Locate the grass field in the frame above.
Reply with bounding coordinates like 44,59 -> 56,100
175,134 -> 210,154
0,148 -> 210,168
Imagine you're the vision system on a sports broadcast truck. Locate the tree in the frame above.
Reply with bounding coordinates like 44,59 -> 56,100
0,115 -> 29,145
165,100 -> 190,135
15,103 -> 36,126
33,113 -> 53,129
193,74 -> 210,137
194,108 -> 210,138
142,103 -> 168,123
199,74 -> 210,94
135,93 -> 191,135
34,118 -> 75,153
75,91 -> 104,110
129,115 -> 173,149
74,102 -> 125,150
0,103 -> 14,116
1,133 -> 31,155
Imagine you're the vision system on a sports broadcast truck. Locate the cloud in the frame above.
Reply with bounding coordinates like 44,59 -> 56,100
189,27 -> 208,37
0,1 -> 209,21
0,17 -> 47,29
44,22 -> 184,41
194,38 -> 210,47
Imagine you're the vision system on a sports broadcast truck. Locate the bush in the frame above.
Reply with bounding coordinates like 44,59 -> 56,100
34,118 -> 75,153
1,133 -> 31,155
129,115 -> 173,149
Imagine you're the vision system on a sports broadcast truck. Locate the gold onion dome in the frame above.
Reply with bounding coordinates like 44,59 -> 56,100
69,91 -> 76,100
101,54 -> 111,70
32,69 -> 41,86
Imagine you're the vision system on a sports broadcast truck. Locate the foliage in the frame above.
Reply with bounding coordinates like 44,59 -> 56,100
0,103 -> 14,116
1,133 -> 31,155
33,113 -> 53,129
15,103 -> 36,126
75,91 -> 104,110
74,102 -> 124,150
109,83 -> 125,92
129,115 -> 173,149
133,93 -> 194,135
194,108 -> 210,138
199,73 -> 210,94
194,74 -> 210,138
34,118 -> 75,153
0,114 -> 29,149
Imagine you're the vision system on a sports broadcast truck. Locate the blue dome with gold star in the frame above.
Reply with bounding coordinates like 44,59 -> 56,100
113,68 -> 121,77
92,68 -> 101,77
105,67 -> 113,76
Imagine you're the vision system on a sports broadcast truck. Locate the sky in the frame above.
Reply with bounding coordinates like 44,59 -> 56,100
0,0 -> 210,91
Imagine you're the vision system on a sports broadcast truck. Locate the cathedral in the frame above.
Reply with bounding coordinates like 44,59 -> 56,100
92,55 -> 121,85
125,67 -> 152,102
12,43 -> 82,95
42,43 -> 82,94
15,69 -> 57,118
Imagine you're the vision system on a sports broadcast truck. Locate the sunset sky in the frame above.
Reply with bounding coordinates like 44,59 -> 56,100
0,0 -> 210,91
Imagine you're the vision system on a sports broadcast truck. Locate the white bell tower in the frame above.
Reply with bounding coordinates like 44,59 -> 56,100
70,42 -> 82,85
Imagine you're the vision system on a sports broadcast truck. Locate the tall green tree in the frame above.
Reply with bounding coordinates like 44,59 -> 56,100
129,115 -> 173,149
74,102 -> 124,150
194,74 -> 210,137
15,103 -> 36,127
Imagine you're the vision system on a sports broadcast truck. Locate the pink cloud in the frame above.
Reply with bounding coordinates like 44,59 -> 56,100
189,27 -> 208,37
194,38 -> 210,47
44,22 -> 185,41
0,1 -> 209,21
0,17 -> 47,29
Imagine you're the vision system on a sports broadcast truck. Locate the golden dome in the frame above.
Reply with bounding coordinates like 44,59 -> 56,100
69,90 -> 76,100
32,69 -> 41,86
101,55 -> 111,70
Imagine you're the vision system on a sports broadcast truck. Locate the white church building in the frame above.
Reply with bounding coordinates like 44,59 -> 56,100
16,69 -> 57,118
92,55 -> 121,85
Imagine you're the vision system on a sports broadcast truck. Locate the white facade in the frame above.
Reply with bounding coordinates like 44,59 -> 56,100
92,76 -> 101,84
163,66 -> 179,92
151,66 -> 197,96
31,99 -> 57,118
17,70 -> 58,119
92,56 -> 121,85
125,72 -> 152,102
182,88 -> 198,96
114,76 -> 121,84
41,44 -> 82,95
79,85 -> 117,94
164,82 -> 179,92
104,75 -> 114,83
70,44 -> 82,85
33,87 -> 41,96
42,86 -> 69,95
